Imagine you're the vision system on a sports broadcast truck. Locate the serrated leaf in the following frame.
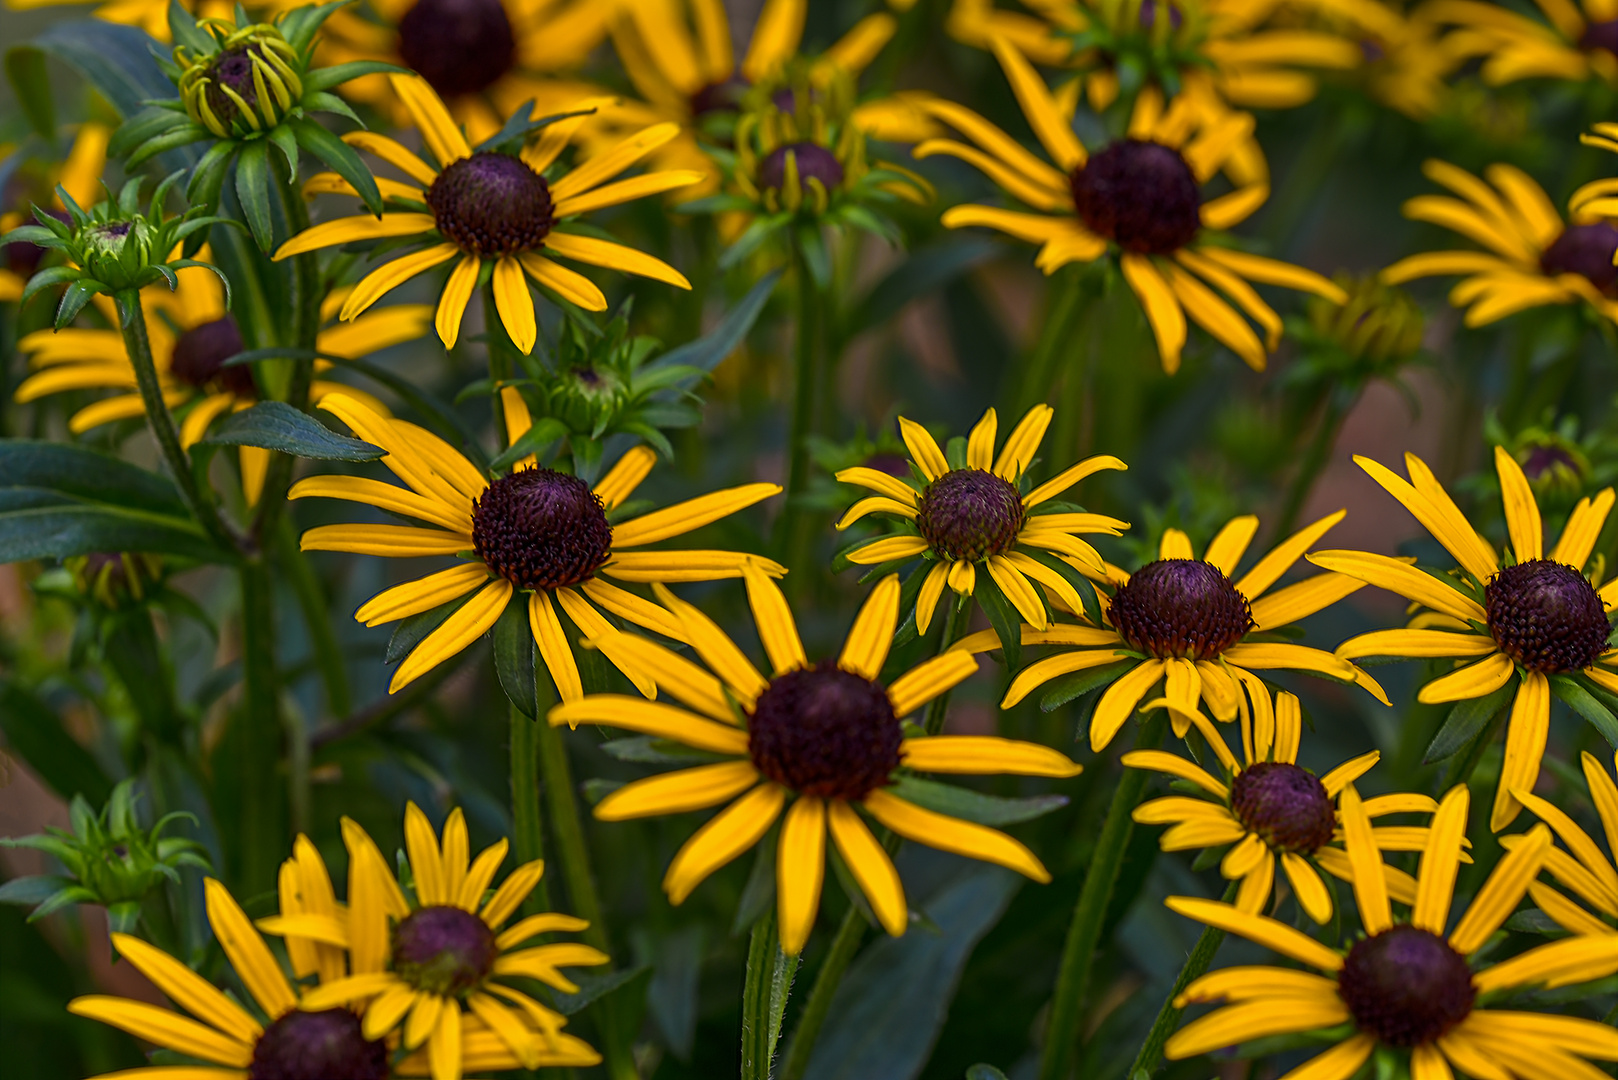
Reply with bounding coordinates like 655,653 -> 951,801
1424,681 -> 1514,764
198,401 -> 384,460
887,775 -> 1067,825
1038,659 -> 1135,713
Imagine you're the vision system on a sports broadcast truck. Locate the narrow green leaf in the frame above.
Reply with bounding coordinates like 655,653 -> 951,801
5,47 -> 56,141
301,60 -> 409,93
387,592 -> 472,664
489,417 -> 568,472
199,401 -> 384,460
972,570 -> 1021,670
887,775 -> 1068,825
25,20 -> 174,122
20,265 -> 80,307
1551,674 -> 1618,749
1038,659 -> 1135,713
0,876 -> 76,906
0,505 -> 219,562
124,124 -> 211,170
165,0 -> 211,54
268,125 -> 299,182
54,279 -> 101,329
1424,680 -> 1515,764
491,593 -> 538,719
292,118 -> 382,215
234,140 -> 275,251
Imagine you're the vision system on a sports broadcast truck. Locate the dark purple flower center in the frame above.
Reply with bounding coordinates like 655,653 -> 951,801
691,78 -> 746,116
427,152 -> 555,258
1109,559 -> 1253,659
748,662 -> 901,800
169,316 -> 255,397
1539,223 -> 1618,294
1581,18 -> 1618,56
472,468 -> 613,591
7,207 -> 69,278
1485,559 -> 1609,673
392,905 -> 498,997
397,0 -> 516,99
248,1008 -> 389,1080
1337,926 -> 1475,1046
760,143 -> 844,194
203,46 -> 270,130
1521,444 -> 1582,481
1071,139 -> 1201,255
1230,762 -> 1335,854
1138,0 -> 1183,30
914,469 -> 1025,563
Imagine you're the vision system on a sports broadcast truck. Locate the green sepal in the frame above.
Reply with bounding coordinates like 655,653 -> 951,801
185,140 -> 237,211
268,124 -> 299,182
292,118 -> 381,215
54,279 -> 103,328
301,59 -> 409,94
279,0 -> 350,52
123,123 -> 211,171
302,91 -> 364,127
0,224 -> 61,248
233,139 -> 275,251
109,105 -> 194,159
166,0 -> 212,54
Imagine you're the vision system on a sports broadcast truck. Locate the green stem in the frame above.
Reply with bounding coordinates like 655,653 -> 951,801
922,598 -> 970,736
509,703 -> 550,913
1124,879 -> 1239,1080
1039,712 -> 1167,1080
114,290 -> 237,553
1273,388 -> 1354,541
235,556 -> 283,898
740,911 -> 798,1080
778,242 -> 824,590
775,902 -> 866,1080
1012,270 -> 1086,416
275,514 -> 350,717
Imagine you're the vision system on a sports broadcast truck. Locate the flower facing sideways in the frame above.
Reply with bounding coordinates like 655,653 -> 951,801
1513,749 -> 1618,937
549,568 -> 1083,955
293,393 -> 782,694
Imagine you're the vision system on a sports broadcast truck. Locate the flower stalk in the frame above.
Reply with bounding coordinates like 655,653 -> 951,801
1124,879 -> 1240,1080
741,910 -> 799,1080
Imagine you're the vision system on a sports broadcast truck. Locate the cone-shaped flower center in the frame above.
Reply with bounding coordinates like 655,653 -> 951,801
1109,559 -> 1253,659
472,468 -> 613,591
170,316 -> 255,397
1539,222 -> 1618,293
392,905 -> 498,997
691,79 -> 746,116
1337,926 -> 1475,1046
1230,762 -> 1335,854
748,662 -> 901,800
1071,140 -> 1201,255
1581,18 -> 1618,57
915,469 -> 1026,563
1485,559 -> 1609,672
1521,444 -> 1582,482
203,46 -> 266,130
248,1007 -> 390,1080
427,152 -> 555,258
397,0 -> 516,98
760,143 -> 844,193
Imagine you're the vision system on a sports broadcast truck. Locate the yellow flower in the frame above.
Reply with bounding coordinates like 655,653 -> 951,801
1382,158 -> 1618,327
838,404 -> 1128,634
265,805 -> 603,1078
293,392 -> 783,694
1424,0 -> 1618,86
13,264 -> 421,504
959,512 -> 1382,751
1129,687 -> 1449,922
0,121 -> 109,302
945,0 -> 1372,113
1164,784 -> 1618,1079
917,40 -> 1345,373
1517,749 -> 1618,936
1318,448 -> 1618,830
273,74 -> 702,354
548,568 -> 1083,955
312,0 -> 611,144
67,872 -> 398,1079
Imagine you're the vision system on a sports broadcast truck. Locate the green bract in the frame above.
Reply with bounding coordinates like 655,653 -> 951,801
0,170 -> 229,328
112,0 -> 402,250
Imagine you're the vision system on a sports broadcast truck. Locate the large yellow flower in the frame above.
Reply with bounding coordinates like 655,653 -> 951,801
1163,784 -> 1618,1080
837,404 -> 1128,635
1382,158 -> 1618,327
1129,688 -> 1446,922
1317,449 -> 1618,830
267,805 -> 603,1079
548,568 -> 1083,955
294,392 -> 782,694
959,512 -> 1381,751
1423,0 -> 1618,86
14,265 -> 420,504
1516,750 -> 1618,936
274,74 -> 701,353
917,39 -> 1344,373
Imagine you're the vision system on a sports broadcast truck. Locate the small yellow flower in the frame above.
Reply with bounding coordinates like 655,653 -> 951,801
550,568 -> 1082,955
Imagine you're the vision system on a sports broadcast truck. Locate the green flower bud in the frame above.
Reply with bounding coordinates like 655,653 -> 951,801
1307,273 -> 1425,367
176,21 -> 303,139
64,552 -> 164,609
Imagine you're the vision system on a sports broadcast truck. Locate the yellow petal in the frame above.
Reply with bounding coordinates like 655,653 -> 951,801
596,761 -> 761,821
776,797 -> 827,955
901,735 -> 1081,777
664,784 -> 785,903
827,800 -> 907,936
864,789 -> 1050,882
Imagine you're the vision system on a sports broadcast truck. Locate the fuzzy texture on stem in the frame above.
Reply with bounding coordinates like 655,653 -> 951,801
741,911 -> 799,1080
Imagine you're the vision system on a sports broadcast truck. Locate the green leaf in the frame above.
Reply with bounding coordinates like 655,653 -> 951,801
1019,547 -> 1101,624
19,265 -> 80,307
474,101 -> 599,155
0,682 -> 113,805
552,966 -> 651,1017
491,593 -> 538,719
1424,680 -> 1514,764
1038,659 -> 1135,713
124,124 -> 211,171
387,592 -> 472,664
186,140 -> 237,210
301,60 -> 410,94
5,46 -> 55,141
110,106 -> 194,158
0,441 -> 191,515
312,354 -> 490,471
199,401 -> 384,460
54,279 -> 102,328
268,125 -> 299,183
292,118 -> 382,216
1551,674 -> 1618,749
887,775 -> 1068,825
0,876 -> 76,906
972,570 -> 1022,670
19,21 -> 174,121
0,505 -> 219,562
599,737 -> 726,765
651,270 -> 781,383
489,417 -> 568,473
165,0 -> 212,55
234,140 -> 275,251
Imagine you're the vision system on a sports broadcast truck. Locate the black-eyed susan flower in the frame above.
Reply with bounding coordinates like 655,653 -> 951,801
1129,687 -> 1441,921
961,511 -> 1381,751
1382,158 -> 1618,328
15,266 -> 420,505
549,568 -> 1082,955
917,41 -> 1345,373
1163,784 -> 1618,1079
1515,750 -> 1618,936
836,404 -> 1127,642
68,874 -> 395,1079
293,392 -> 783,694
0,121 -> 108,303
273,74 -> 701,353
1425,0 -> 1618,87
268,805 -> 604,1077
1317,449 -> 1618,830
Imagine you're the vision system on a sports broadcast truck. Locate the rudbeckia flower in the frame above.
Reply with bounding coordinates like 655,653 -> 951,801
14,265 -> 421,504
918,40 -> 1345,373
1424,0 -> 1618,86
268,805 -> 604,1078
962,511 -> 1380,750
1382,159 -> 1618,327
1316,449 -> 1618,830
273,74 -> 701,354
0,121 -> 108,301
293,393 -> 783,694
1515,750 -> 1618,936
549,568 -> 1082,955
1129,688 -> 1445,921
836,404 -> 1128,638
1164,784 -> 1618,1080
68,874 -> 397,1079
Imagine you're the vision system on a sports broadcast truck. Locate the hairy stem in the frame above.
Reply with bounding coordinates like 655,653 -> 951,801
1039,712 -> 1167,1080
1124,879 -> 1240,1079
775,892 -> 866,1080
740,911 -> 798,1080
